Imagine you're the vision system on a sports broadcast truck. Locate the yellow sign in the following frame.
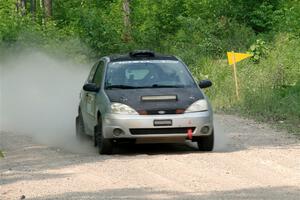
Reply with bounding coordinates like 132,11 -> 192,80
226,51 -> 252,99
227,52 -> 252,65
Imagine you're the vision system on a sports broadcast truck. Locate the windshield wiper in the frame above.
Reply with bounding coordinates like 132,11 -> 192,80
105,85 -> 144,89
105,84 -> 186,89
151,84 -> 185,88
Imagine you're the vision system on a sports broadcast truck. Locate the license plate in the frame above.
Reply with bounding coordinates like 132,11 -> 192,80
153,119 -> 172,126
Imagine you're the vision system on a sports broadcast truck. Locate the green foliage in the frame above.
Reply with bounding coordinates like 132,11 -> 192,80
171,17 -> 255,59
197,34 -> 300,133
273,0 -> 300,37
248,39 -> 269,63
0,0 -> 24,43
1,0 -> 299,57
248,2 -> 275,32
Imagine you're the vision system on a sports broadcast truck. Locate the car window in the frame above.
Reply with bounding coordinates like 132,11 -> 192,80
125,68 -> 150,80
92,61 -> 105,87
105,60 -> 197,89
87,62 -> 99,83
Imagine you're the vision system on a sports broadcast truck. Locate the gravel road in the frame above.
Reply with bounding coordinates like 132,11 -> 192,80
0,114 -> 299,200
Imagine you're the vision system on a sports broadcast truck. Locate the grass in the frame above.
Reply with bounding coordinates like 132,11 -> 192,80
189,34 -> 300,135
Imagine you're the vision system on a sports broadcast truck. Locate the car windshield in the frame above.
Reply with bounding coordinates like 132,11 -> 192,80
105,60 -> 197,89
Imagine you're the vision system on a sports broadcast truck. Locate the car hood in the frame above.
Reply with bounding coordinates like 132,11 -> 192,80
105,87 -> 204,114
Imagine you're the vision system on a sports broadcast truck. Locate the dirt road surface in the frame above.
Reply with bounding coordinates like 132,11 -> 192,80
1,114 -> 299,200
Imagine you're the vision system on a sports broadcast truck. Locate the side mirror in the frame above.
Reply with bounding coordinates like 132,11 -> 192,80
83,83 -> 100,92
199,80 -> 212,89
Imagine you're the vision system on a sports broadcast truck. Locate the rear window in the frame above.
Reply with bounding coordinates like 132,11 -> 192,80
125,68 -> 150,80
105,60 -> 197,89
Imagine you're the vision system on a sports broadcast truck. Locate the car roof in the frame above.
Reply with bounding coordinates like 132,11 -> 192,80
108,50 -> 178,62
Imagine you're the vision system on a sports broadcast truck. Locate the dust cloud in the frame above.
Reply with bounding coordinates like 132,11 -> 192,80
213,118 -> 229,151
0,51 -> 95,153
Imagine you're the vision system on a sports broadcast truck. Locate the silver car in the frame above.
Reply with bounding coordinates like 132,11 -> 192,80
76,50 -> 214,154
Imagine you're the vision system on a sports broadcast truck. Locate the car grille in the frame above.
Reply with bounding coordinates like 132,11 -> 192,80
138,109 -> 185,115
130,127 -> 195,135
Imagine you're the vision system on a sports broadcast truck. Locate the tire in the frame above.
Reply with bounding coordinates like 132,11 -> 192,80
95,117 -> 113,155
75,114 -> 86,141
196,130 -> 214,151
94,132 -> 98,147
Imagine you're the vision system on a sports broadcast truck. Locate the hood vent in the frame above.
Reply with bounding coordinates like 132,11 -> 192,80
129,50 -> 155,58
141,95 -> 177,101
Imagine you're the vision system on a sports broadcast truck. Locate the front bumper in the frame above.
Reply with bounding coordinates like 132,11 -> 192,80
102,111 -> 213,139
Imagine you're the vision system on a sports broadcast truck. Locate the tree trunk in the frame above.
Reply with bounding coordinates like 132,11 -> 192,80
44,0 -> 52,18
122,0 -> 132,42
30,0 -> 36,14
16,0 -> 26,15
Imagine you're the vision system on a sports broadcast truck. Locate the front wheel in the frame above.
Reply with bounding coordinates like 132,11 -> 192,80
196,130 -> 214,151
95,117 -> 113,155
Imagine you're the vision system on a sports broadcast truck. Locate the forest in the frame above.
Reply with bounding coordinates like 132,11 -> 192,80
1,0 -> 299,133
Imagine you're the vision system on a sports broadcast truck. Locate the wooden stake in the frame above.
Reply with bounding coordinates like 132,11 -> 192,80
232,51 -> 239,99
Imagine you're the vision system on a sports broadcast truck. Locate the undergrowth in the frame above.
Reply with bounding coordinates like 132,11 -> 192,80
190,34 -> 300,135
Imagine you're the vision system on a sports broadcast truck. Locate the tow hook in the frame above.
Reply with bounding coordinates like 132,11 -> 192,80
187,128 -> 193,140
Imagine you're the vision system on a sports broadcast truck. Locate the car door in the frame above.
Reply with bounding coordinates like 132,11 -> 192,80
81,61 -> 98,134
84,60 -> 105,133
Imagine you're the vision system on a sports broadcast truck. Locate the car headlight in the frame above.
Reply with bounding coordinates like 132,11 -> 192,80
110,103 -> 138,115
185,99 -> 208,113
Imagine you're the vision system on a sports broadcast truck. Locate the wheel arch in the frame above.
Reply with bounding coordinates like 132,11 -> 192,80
97,110 -> 101,121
